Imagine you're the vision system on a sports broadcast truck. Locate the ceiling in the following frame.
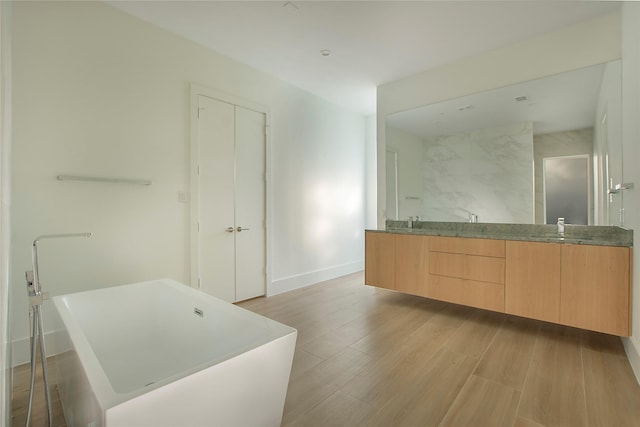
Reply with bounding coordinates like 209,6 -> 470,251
107,1 -> 621,116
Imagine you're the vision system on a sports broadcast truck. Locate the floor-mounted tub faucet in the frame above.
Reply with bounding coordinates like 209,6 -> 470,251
25,232 -> 92,427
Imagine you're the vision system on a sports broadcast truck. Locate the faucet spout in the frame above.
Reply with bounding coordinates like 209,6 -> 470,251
31,232 -> 93,295
33,232 -> 93,245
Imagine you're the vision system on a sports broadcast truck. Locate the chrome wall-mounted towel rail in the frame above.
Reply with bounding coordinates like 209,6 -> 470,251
57,174 -> 152,186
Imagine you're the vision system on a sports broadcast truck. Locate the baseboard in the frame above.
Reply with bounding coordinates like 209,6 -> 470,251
11,329 -> 69,367
268,260 -> 364,297
623,336 -> 640,386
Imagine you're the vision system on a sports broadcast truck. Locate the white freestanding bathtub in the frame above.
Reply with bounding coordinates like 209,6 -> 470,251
51,278 -> 297,427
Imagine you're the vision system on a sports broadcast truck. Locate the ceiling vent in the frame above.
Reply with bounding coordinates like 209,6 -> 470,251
283,2 -> 299,12
515,96 -> 528,102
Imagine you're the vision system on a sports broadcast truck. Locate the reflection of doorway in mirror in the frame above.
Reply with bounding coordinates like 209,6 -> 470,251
593,59 -> 624,226
600,112 -> 610,225
543,155 -> 590,225
385,148 -> 399,220
602,112 -> 624,226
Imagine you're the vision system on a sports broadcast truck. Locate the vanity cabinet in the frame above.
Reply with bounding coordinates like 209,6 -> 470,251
428,236 -> 505,312
560,244 -> 631,336
365,230 -> 632,336
505,241 -> 561,323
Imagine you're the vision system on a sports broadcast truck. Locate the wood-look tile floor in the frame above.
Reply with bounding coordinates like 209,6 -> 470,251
11,350 -> 66,427
239,272 -> 640,427
12,271 -> 640,426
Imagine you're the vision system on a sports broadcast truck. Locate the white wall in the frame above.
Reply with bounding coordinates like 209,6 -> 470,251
377,11 -> 622,227
365,115 -> 377,229
10,1 -> 366,364
0,1 -> 12,424
621,2 -> 640,384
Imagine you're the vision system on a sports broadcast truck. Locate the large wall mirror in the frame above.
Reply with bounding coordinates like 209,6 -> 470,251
385,60 -> 622,226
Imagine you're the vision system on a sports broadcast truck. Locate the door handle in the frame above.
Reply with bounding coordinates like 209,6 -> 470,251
236,226 -> 250,232
226,227 -> 235,233
608,182 -> 635,194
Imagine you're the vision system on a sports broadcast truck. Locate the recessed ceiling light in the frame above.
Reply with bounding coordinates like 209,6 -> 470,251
320,49 -> 331,57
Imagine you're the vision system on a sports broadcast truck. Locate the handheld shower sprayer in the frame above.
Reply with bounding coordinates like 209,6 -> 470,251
25,232 -> 92,427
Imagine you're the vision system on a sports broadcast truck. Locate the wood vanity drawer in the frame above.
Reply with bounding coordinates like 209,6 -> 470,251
429,252 -> 505,284
429,236 -> 465,254
466,255 -> 505,284
429,252 -> 465,278
428,275 -> 505,312
430,236 -> 505,258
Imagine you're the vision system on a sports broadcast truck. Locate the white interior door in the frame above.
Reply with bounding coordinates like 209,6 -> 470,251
197,95 -> 236,302
196,95 -> 266,302
235,106 -> 266,301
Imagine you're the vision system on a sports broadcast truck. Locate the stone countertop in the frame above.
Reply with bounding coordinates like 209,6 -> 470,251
367,221 -> 633,247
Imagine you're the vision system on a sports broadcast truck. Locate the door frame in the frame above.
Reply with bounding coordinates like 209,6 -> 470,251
189,84 -> 272,295
385,148 -> 399,220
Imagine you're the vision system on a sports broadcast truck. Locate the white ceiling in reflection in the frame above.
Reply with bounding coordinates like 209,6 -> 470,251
386,63 -> 607,139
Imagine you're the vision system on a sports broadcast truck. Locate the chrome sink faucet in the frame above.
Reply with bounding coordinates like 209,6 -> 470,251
557,218 -> 565,237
